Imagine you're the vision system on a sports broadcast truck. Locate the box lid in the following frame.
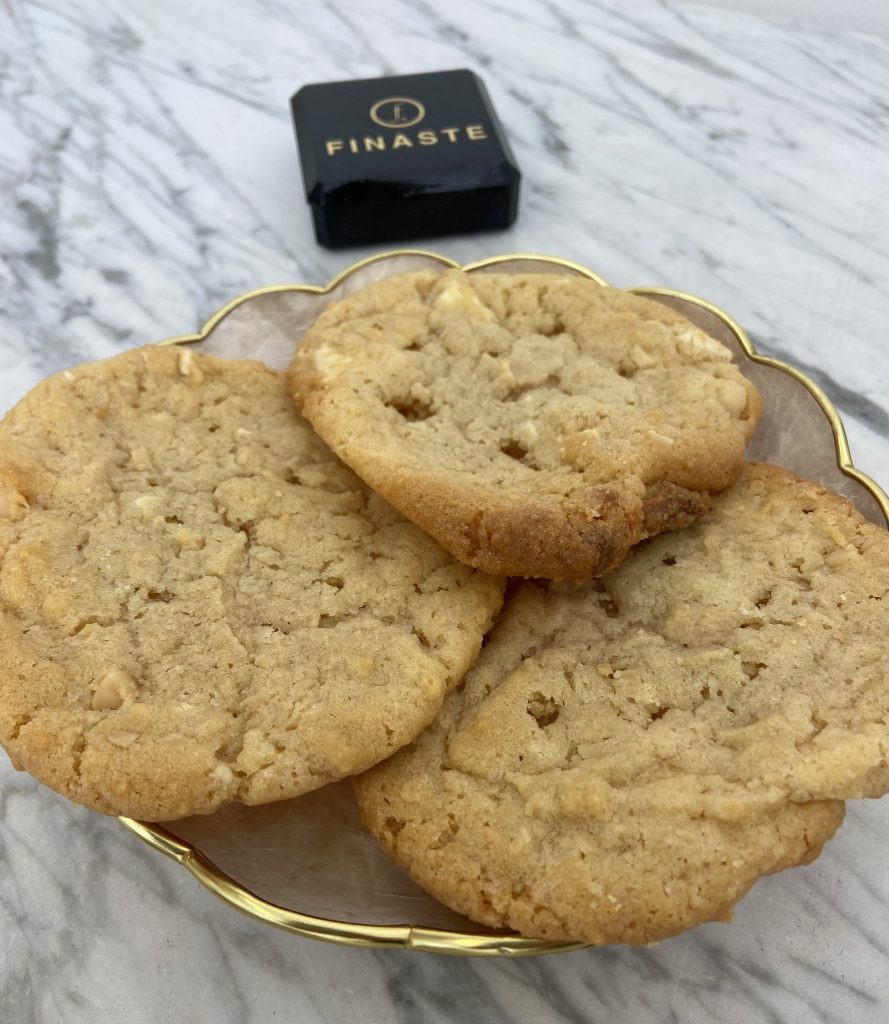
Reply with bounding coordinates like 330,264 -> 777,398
291,69 -> 520,209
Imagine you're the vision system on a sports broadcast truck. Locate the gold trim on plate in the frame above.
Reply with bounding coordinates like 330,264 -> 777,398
123,250 -> 888,956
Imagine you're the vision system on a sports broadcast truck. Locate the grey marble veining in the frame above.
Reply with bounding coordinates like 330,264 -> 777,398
1,1 -> 887,1021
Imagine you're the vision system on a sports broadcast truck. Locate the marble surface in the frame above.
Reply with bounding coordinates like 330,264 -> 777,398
1,0 -> 887,1021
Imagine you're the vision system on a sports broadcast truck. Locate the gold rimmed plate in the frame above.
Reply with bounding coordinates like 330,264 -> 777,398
120,251 -> 889,956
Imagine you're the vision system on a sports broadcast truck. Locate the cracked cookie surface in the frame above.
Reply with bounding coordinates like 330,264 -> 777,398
0,347 -> 504,820
289,270 -> 762,581
355,464 -> 888,944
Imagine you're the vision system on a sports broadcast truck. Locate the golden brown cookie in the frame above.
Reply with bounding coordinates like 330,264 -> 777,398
355,464 -> 888,944
289,270 -> 762,581
0,347 -> 504,820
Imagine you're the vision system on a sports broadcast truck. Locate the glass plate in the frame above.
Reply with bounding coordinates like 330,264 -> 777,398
120,251 -> 889,956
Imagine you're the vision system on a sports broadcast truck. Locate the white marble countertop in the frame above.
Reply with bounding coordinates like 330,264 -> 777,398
1,1 -> 887,1021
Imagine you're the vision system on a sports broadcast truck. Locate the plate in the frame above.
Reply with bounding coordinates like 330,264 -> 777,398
120,251 -> 889,956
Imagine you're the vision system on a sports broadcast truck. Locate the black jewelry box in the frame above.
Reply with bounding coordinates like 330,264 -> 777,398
291,70 -> 521,249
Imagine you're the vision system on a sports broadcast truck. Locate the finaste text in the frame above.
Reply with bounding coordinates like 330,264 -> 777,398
325,124 -> 489,156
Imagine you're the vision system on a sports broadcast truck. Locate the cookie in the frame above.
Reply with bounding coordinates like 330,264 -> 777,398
355,464 -> 888,944
0,347 -> 504,821
289,270 -> 762,581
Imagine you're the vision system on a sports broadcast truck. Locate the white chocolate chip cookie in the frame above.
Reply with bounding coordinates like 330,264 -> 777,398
355,464 -> 888,944
289,270 -> 762,581
0,347 -> 503,820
